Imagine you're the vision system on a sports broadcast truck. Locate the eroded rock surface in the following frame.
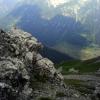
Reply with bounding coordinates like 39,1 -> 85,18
0,28 -> 91,100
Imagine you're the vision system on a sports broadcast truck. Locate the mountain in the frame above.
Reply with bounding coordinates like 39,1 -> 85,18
0,0 -> 100,60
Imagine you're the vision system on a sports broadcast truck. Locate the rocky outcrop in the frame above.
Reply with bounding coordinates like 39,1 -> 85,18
0,28 -> 91,100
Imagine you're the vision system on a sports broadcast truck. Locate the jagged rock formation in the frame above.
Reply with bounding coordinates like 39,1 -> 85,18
0,28 -> 91,100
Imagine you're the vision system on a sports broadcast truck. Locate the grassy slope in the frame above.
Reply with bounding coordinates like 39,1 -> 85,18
57,57 -> 100,74
57,57 -> 100,95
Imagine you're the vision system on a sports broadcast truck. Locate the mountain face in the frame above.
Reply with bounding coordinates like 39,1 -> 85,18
0,0 -> 100,60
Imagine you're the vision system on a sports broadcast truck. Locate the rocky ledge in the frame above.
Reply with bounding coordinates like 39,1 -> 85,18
0,28 -> 91,100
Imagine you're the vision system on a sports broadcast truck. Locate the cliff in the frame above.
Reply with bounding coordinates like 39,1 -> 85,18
0,28 -> 90,100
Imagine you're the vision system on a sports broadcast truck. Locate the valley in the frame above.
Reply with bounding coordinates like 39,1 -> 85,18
53,43 -> 100,60
0,0 -> 100,61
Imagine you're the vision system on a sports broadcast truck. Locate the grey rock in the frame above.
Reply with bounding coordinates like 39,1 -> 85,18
92,83 -> 100,100
0,28 -> 64,100
0,28 -> 90,100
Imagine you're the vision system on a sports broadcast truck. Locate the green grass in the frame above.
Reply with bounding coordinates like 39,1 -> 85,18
57,60 -> 100,74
